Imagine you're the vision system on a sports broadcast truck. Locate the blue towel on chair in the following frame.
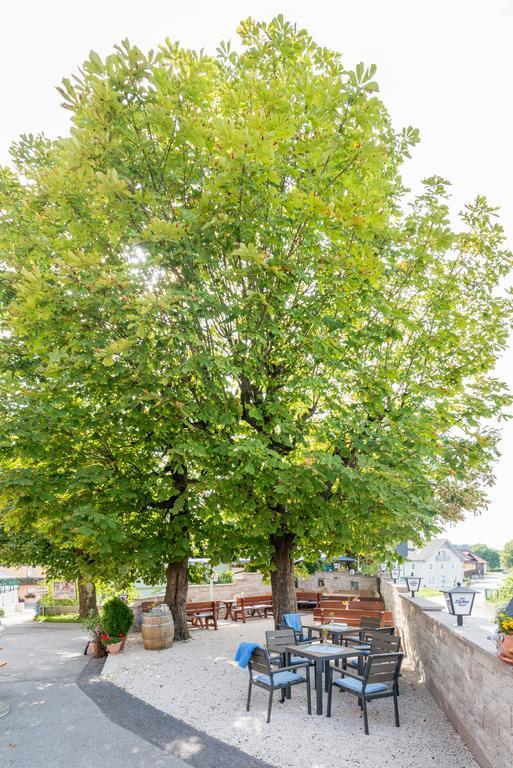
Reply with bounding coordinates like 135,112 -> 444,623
283,613 -> 302,634
234,642 -> 263,669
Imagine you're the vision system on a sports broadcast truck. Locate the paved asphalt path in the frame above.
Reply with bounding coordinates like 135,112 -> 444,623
0,612 -> 271,768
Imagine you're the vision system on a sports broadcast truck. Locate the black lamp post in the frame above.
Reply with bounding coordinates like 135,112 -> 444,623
390,567 -> 400,584
405,572 -> 422,597
440,582 -> 479,627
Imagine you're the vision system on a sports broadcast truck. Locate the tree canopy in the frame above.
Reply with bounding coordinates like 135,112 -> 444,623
501,540 -> 513,570
0,16 -> 511,625
470,543 -> 501,570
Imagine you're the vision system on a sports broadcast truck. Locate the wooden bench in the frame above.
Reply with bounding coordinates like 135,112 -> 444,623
313,606 -> 393,627
321,598 -> 385,612
186,600 -> 218,630
233,595 -> 274,622
296,591 -> 322,609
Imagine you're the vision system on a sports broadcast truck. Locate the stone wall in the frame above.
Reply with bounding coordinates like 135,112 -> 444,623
382,579 -> 512,768
136,571 -> 379,604
297,571 -> 378,596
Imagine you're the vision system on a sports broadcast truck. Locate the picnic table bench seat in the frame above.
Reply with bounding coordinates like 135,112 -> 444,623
233,595 -> 274,622
186,600 -> 218,630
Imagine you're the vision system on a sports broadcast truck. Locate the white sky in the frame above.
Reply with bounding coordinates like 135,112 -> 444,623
1,0 -> 512,548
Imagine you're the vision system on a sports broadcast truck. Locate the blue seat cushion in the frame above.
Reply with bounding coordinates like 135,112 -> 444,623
255,671 -> 305,686
334,676 -> 388,694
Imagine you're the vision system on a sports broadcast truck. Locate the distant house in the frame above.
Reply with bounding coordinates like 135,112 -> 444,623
401,539 -> 465,589
0,565 -> 45,607
461,550 -> 488,578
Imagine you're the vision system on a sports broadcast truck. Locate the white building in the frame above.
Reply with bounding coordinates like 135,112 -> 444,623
401,539 -> 465,589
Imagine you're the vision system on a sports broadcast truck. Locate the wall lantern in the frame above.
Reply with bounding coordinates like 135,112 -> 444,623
440,582 -> 479,627
405,572 -> 422,597
380,563 -> 387,573
390,567 -> 400,583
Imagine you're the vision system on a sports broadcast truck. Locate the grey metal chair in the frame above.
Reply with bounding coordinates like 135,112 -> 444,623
247,647 -> 312,723
265,628 -> 314,667
327,650 -> 403,734
343,615 -> 395,646
279,613 -> 311,643
346,630 -> 401,665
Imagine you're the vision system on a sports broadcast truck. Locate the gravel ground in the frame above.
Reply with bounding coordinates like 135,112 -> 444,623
103,618 -> 479,768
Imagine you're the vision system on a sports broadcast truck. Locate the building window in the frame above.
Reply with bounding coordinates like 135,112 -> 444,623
27,569 -> 36,578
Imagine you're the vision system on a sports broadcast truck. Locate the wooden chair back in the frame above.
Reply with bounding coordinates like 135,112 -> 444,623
367,632 -> 401,654
364,652 -> 403,688
359,615 -> 382,630
248,647 -> 273,677
265,628 -> 295,653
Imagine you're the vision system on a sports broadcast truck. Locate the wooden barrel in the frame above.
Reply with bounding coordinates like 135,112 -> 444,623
141,607 -> 174,650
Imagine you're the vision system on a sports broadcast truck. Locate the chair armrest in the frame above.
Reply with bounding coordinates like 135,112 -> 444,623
329,666 -> 364,682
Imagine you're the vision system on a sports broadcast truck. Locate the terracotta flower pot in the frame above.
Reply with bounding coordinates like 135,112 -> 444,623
499,635 -> 513,660
107,640 -> 123,654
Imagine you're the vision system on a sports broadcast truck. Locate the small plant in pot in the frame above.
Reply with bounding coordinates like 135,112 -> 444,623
496,611 -> 513,662
81,611 -> 106,658
100,597 -> 133,654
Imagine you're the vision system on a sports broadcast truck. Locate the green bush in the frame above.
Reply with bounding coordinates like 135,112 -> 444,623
0,608 -> 5,618
36,614 -> 80,623
101,597 -> 133,637
41,597 -> 78,607
217,570 -> 233,584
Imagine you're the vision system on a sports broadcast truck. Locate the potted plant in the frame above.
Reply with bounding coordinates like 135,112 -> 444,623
496,611 -> 513,662
81,612 -> 106,658
100,597 -> 133,654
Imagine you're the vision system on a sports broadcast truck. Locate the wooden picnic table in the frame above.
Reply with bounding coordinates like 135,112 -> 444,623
285,642 -> 364,715
222,600 -> 236,621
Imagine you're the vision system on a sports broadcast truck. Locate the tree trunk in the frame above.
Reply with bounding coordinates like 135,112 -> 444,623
165,558 -> 190,641
78,577 -> 97,618
270,533 -> 297,628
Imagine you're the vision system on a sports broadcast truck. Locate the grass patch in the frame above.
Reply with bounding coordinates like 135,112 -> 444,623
418,587 -> 442,598
36,614 -> 80,623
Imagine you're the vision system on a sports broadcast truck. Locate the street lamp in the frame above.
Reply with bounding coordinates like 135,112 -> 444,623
210,571 -> 219,602
390,567 -> 400,584
405,572 -> 422,597
380,563 -> 387,574
440,582 -> 479,627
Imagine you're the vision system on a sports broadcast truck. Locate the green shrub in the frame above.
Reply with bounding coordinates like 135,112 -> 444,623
217,570 -> 233,584
101,597 -> 133,637
36,614 -> 80,623
0,608 -> 5,618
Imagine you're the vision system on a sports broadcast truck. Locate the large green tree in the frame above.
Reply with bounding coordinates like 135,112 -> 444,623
1,17 -> 511,626
501,540 -> 513,570
470,543 -> 501,570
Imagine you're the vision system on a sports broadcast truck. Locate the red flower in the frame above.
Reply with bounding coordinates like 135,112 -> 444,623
100,634 -> 110,642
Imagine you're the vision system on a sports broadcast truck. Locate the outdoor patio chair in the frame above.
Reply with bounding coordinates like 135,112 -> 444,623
344,615 -> 395,647
280,613 -> 310,643
265,628 -> 314,667
344,631 -> 402,679
247,647 -> 312,723
327,651 -> 404,734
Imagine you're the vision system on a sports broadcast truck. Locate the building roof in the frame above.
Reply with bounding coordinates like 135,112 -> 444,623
406,539 -> 466,563
461,550 -> 488,565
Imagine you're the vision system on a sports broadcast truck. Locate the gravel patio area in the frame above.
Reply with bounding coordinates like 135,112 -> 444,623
103,618 -> 479,768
